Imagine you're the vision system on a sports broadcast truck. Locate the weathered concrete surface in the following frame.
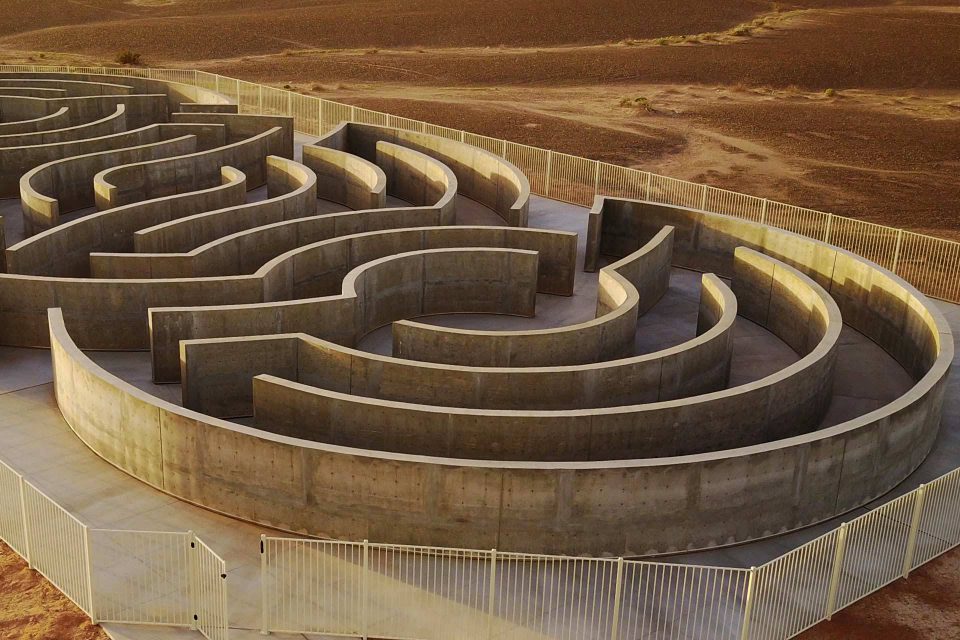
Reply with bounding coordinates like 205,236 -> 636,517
19,133 -> 200,236
301,145 -> 385,211
149,227 -> 574,381
393,225 -> 672,367
319,122 -> 529,227
0,93 -> 168,128
178,103 -> 239,114
171,112 -> 294,159
132,155 -> 317,254
0,105 -> 69,135
9,167 -> 247,277
93,126 -> 286,208
375,141 -> 457,224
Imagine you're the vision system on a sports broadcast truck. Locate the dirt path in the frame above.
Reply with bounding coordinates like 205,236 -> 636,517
0,542 -> 107,640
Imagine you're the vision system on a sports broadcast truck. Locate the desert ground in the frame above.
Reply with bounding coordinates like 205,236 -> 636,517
0,1 -> 957,637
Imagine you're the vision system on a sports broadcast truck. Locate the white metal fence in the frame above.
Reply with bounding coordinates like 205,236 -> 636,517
0,460 -> 228,640
260,467 -> 960,639
0,64 -> 957,304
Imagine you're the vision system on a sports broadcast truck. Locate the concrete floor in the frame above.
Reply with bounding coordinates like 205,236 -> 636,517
0,135 -> 955,639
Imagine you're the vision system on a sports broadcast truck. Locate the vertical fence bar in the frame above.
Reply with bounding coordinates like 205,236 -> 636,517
902,484 -> 927,578
361,539 -> 369,640
188,531 -> 199,631
260,534 -> 269,635
83,525 -> 96,622
609,557 -> 625,640
739,566 -> 757,640
486,549 -> 497,640
825,522 -> 849,620
18,475 -> 31,566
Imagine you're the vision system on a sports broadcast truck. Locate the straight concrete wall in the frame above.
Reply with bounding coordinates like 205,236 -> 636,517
301,145 -> 386,211
178,103 -> 239,114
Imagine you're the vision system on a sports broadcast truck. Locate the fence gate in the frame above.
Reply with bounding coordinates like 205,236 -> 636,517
194,534 -> 230,640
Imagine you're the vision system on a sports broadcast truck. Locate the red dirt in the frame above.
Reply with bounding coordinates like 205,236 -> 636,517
0,542 -> 108,640
800,546 -> 960,639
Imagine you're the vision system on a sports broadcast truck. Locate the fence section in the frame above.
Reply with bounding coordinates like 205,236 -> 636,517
260,537 -> 750,639
0,460 -> 228,639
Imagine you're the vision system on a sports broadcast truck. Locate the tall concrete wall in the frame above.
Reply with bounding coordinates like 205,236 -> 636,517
1,94 -> 168,128
49,295 -> 951,554
180,273 -> 733,418
133,156 -> 318,254
178,103 -> 239,114
19,134 -> 200,236
0,104 -> 126,150
394,226 -> 673,368
0,87 -> 67,98
171,113 -> 294,159
375,141 -> 457,224
301,145 -> 386,211
93,126 -> 286,208
0,78 -> 135,97
148,228 -> 574,381
9,167 -> 247,277
0,106 -> 69,135
318,122 -> 529,226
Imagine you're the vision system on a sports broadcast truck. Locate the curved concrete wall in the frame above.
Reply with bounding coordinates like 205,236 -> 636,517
240,249 -> 839,461
0,104 -> 127,151
170,113 -> 294,160
180,273 -> 734,418
49,290 -> 950,555
19,134 -> 201,236
9,167 -> 247,277
0,106 -> 69,135
178,104 -> 239,114
0,87 -> 67,98
93,126 -> 286,209
394,226 -> 673,368
0,94 -> 168,128
319,122 -> 529,227
148,226 -> 575,381
0,72 -> 229,112
133,156 -> 318,254
0,78 -> 135,97
301,145 -> 386,211
375,141 -> 457,225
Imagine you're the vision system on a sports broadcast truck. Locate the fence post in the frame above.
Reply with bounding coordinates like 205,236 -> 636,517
193,69 -> 198,87
486,549 -> 498,640
361,539 -> 369,640
825,522 -> 849,620
892,228 -> 905,273
236,78 -> 241,112
17,475 -> 31,567
188,531 -> 199,631
823,213 -> 833,244
287,91 -> 293,118
351,105 -> 358,122
700,184 -> 709,211
82,525 -> 96,623
544,152 -> 553,198
902,485 -> 927,579
609,557 -> 625,640
759,198 -> 768,225
644,172 -> 652,201
739,566 -> 757,640
260,534 -> 269,635
593,161 -> 600,197
258,85 -> 263,114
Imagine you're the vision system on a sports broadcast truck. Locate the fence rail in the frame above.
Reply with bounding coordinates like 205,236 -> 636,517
0,64 -> 958,640
0,460 -> 228,640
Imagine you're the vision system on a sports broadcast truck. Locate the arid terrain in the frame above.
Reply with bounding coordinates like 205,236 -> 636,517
0,0 -> 956,238
0,543 -> 107,640
0,1 -> 957,638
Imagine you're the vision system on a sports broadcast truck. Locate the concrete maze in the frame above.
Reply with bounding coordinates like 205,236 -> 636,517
0,73 -> 953,557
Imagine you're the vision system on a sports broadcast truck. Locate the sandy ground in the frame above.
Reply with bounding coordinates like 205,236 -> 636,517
0,2 -> 955,239
0,1 -> 957,636
0,542 -> 107,640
